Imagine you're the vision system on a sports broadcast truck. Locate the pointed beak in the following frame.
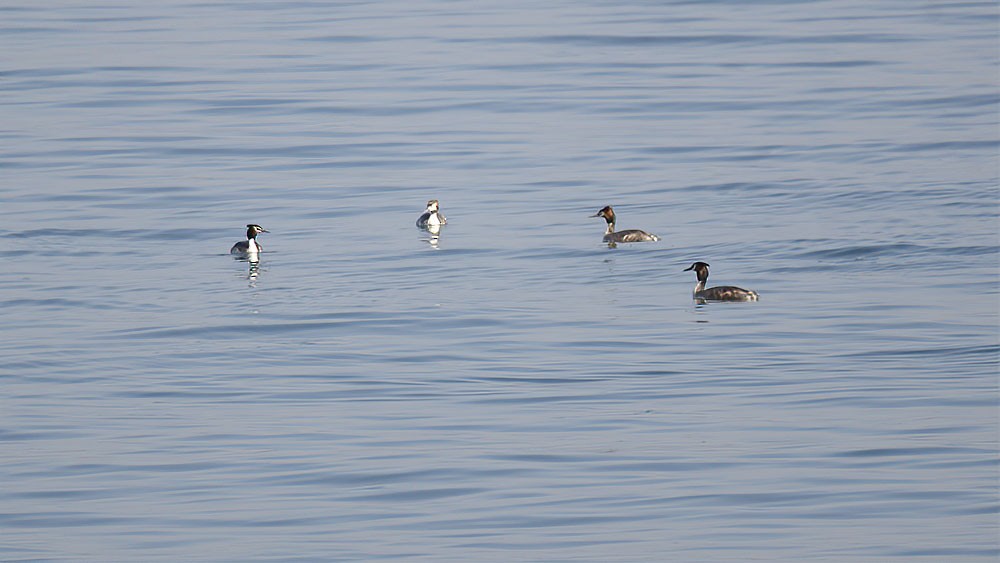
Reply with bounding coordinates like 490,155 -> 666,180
683,265 -> 694,271
260,228 -> 269,233
590,212 -> 601,217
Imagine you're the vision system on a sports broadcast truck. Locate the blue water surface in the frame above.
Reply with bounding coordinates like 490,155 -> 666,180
1,1 -> 997,561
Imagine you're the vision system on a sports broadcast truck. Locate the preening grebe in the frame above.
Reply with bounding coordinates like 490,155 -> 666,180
417,199 -> 447,229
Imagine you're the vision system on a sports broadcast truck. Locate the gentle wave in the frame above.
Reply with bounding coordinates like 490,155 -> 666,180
1,0 -> 996,561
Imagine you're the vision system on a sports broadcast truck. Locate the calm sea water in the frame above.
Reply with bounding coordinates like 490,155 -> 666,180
2,1 -> 997,561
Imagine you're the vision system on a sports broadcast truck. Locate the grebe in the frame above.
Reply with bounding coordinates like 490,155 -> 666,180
591,205 -> 659,244
417,199 -> 447,229
230,224 -> 268,255
683,262 -> 758,302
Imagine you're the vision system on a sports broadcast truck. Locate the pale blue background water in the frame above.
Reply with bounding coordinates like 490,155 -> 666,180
2,1 -> 998,561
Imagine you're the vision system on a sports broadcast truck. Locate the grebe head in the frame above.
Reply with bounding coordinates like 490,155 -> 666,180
590,205 -> 616,224
684,261 -> 710,282
246,224 -> 268,239
424,199 -> 440,213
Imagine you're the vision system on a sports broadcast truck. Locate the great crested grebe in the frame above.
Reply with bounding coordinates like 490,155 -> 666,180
683,261 -> 758,302
230,224 -> 268,256
591,205 -> 659,244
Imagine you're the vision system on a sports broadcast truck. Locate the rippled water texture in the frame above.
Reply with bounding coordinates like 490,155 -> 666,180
2,1 -> 998,561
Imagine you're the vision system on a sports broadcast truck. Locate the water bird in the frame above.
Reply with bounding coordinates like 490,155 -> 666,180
417,199 -> 447,230
683,261 -> 759,302
591,205 -> 659,244
230,224 -> 268,255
